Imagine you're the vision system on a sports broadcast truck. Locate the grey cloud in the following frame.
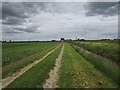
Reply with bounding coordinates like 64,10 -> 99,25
2,2 -> 118,40
2,2 -> 48,19
85,2 -> 118,16
14,26 -> 39,33
2,2 -> 47,25
2,2 -> 118,26
2,24 -> 40,35
2,2 -> 29,26
41,2 -> 83,14
3,28 -> 36,35
22,2 -> 83,14
100,32 -> 118,36
0,3 -> 2,19
2,17 -> 26,25
2,2 -> 29,19
2,2 -> 43,35
2,2 -> 83,20
100,32 -> 118,39
2,28 -> 22,34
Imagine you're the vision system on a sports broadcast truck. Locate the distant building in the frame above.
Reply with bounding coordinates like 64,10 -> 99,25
60,38 -> 64,42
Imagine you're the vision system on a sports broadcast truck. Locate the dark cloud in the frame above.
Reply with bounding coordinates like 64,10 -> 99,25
2,28 -> 22,34
2,2 -> 28,26
2,17 -> 26,25
0,3 -> 2,19
85,2 -> 118,16
2,2 -> 84,26
14,26 -> 39,33
3,26 -> 39,35
2,2 -> 47,25
2,2 -> 47,19
2,2 -> 118,40
2,2 -> 29,19
2,2 -> 45,35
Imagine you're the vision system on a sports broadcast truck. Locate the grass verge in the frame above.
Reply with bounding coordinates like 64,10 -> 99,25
58,43 -> 118,88
71,44 -> 120,86
5,44 -> 62,88
71,41 -> 119,65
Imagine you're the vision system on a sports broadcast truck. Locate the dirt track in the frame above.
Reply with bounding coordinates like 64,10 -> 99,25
43,45 -> 64,88
2,45 -> 60,88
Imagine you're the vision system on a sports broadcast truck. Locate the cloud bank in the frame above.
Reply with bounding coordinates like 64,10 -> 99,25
2,2 -> 118,41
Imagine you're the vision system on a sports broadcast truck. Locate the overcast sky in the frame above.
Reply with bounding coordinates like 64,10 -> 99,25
2,2 -> 119,41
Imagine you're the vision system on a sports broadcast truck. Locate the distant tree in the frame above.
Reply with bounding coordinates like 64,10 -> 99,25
100,39 -> 110,40
52,40 -> 56,42
3,40 -> 6,42
80,39 -> 85,41
77,39 -> 80,41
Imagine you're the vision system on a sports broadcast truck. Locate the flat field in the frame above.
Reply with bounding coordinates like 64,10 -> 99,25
2,42 -> 59,65
6,44 -> 62,88
2,40 -> 119,88
2,42 -> 59,78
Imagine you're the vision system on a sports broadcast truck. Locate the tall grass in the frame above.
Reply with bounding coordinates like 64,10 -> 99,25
71,41 -> 119,65
72,44 -> 120,86
84,39 -> 120,44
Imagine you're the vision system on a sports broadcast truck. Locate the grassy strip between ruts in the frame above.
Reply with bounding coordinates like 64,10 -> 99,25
58,43 -> 118,88
5,44 -> 63,88
2,43 -> 59,79
71,44 -> 120,87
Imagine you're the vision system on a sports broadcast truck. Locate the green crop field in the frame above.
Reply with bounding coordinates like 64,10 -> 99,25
6,44 -> 62,88
2,40 -> 120,88
2,42 -> 59,65
2,42 -> 60,78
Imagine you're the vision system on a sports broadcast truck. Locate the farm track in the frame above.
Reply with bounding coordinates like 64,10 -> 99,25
58,44 -> 118,88
2,44 -> 60,79
2,44 -> 61,88
43,44 -> 64,88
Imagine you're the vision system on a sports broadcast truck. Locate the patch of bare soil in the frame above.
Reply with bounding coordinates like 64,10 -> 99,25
43,45 -> 64,88
2,45 -> 60,88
